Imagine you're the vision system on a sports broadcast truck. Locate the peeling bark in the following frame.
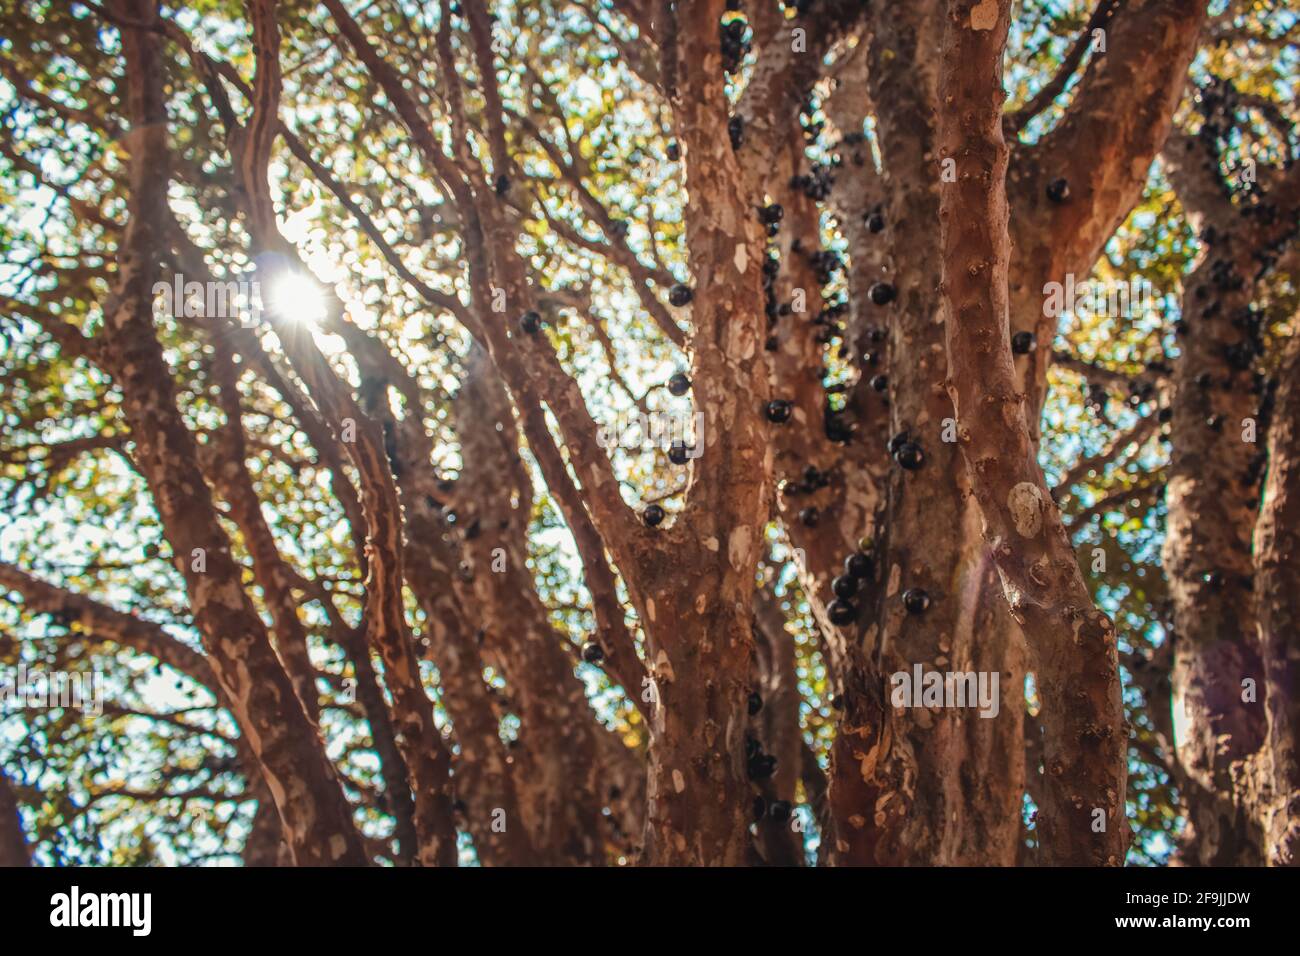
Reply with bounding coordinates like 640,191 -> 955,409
936,0 -> 1127,866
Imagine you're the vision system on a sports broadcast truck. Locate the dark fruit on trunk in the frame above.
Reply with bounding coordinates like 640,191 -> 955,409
798,506 -> 819,527
667,371 -> 691,396
844,552 -> 873,579
765,399 -> 793,423
668,284 -> 694,307
831,574 -> 859,600
827,599 -> 856,626
902,587 -> 931,614
869,281 -> 897,305
642,504 -> 666,527
581,641 -> 605,663
519,311 -> 542,334
894,441 -> 925,470
1011,330 -> 1037,354
1046,177 -> 1070,202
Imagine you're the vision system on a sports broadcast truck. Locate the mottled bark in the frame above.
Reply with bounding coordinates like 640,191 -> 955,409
821,0 -> 1025,867
101,0 -> 368,866
206,339 -> 321,723
637,0 -> 772,865
1160,129 -> 1300,864
751,586 -> 807,866
1256,332 -> 1300,865
936,0 -> 1127,866
452,349 -> 610,864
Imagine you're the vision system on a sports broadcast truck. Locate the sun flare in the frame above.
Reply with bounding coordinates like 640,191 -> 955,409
264,271 -> 329,326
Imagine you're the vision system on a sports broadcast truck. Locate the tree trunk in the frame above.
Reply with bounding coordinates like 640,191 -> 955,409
1256,332 -> 1300,864
936,0 -> 1127,866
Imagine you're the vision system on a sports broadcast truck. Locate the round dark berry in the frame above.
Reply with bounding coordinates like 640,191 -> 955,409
765,399 -> 793,424
844,552 -> 873,579
894,441 -> 924,470
667,441 -> 690,465
887,432 -> 910,454
902,587 -> 931,614
1011,330 -> 1037,355
494,174 -> 510,195
799,506 -> 820,527
768,800 -> 792,823
666,141 -> 680,161
760,203 -> 784,225
642,504 -> 666,527
827,599 -> 857,626
802,464 -> 820,484
668,283 -> 694,307
518,310 -> 542,334
667,371 -> 691,396
869,282 -> 897,305
1046,177 -> 1070,203
870,374 -> 889,393
831,574 -> 859,601
865,211 -> 885,233
748,691 -> 763,716
581,641 -> 605,664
